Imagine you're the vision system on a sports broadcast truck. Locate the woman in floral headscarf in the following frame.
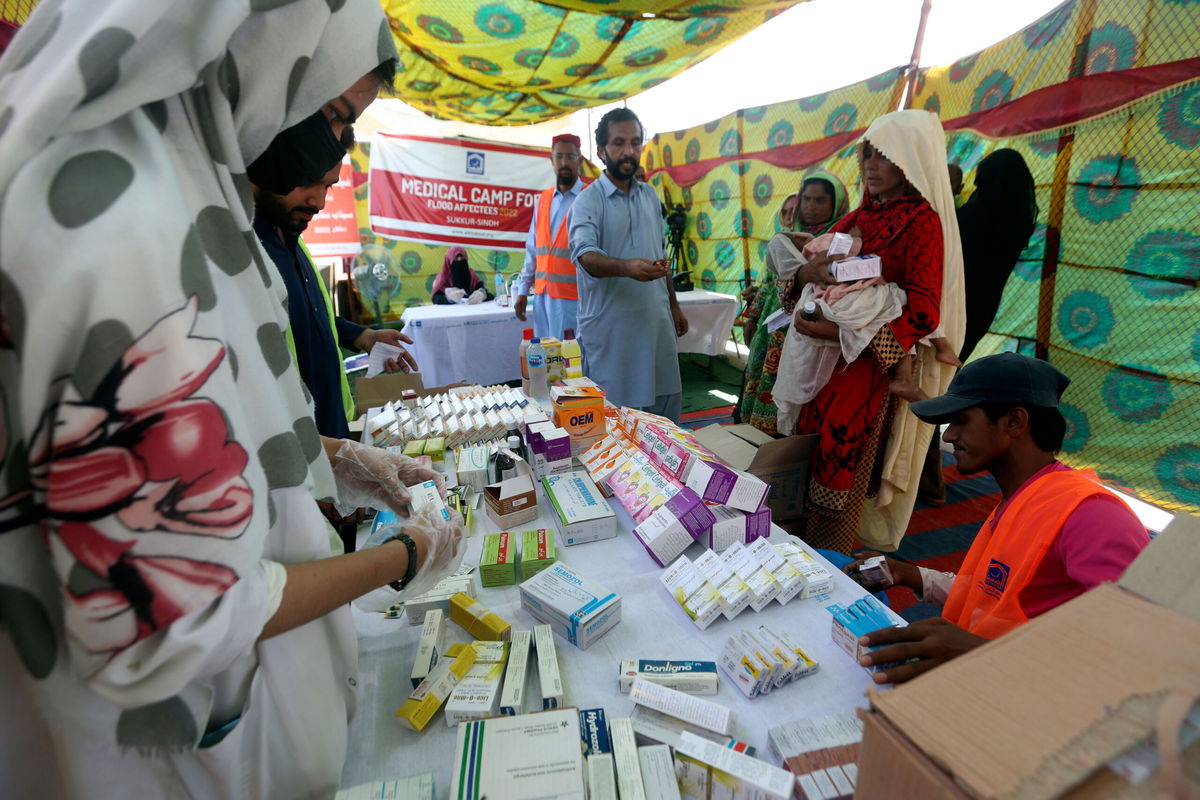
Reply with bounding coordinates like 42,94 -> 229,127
0,1 -> 464,796
739,171 -> 849,433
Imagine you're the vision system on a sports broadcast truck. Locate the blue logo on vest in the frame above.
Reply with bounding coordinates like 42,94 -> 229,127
466,151 -> 485,175
982,559 -> 1010,598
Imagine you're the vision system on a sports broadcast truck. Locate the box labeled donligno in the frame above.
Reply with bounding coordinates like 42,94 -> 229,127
618,659 -> 719,695
542,471 -> 617,546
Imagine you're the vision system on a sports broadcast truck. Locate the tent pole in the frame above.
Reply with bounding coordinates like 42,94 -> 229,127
898,0 -> 933,110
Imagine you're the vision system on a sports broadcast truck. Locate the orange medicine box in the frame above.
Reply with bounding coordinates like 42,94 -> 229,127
551,386 -> 607,439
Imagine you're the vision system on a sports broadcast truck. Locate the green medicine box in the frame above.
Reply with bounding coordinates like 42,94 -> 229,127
520,528 -> 556,580
480,531 -> 518,587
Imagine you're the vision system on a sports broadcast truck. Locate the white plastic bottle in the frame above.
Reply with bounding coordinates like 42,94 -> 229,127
495,272 -> 508,306
526,337 -> 549,402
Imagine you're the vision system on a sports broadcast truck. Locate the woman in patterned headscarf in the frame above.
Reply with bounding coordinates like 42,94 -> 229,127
739,171 -> 849,433
0,2 -> 463,796
782,110 -> 965,554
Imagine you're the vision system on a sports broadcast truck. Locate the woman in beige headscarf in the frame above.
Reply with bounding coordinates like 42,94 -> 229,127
780,110 -> 965,553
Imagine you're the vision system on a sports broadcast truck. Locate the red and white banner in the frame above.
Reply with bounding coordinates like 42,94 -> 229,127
303,159 -> 359,257
369,133 -> 549,250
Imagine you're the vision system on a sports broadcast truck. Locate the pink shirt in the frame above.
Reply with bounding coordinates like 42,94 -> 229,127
921,462 -> 1150,617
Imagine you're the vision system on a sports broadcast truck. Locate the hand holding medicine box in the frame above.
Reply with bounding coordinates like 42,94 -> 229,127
833,254 -> 883,282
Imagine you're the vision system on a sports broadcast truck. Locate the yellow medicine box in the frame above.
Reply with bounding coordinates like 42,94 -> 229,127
404,439 -> 426,458
396,642 -> 477,732
449,592 -> 512,642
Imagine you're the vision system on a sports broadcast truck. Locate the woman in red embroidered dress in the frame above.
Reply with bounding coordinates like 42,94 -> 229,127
783,111 -> 965,553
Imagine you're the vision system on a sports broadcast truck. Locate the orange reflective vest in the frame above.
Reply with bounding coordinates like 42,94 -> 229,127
943,468 -> 1109,639
533,187 -> 578,300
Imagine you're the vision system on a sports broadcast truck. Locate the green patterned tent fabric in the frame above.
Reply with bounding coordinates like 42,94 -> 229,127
382,0 -> 808,125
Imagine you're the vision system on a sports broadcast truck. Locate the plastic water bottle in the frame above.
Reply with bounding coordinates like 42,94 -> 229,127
495,272 -> 508,306
526,337 -> 549,402
561,327 -> 583,380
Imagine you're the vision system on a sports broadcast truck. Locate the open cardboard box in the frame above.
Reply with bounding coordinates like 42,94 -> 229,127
353,372 -> 470,417
853,513 -> 1200,799
691,424 -> 819,523
484,452 -> 538,528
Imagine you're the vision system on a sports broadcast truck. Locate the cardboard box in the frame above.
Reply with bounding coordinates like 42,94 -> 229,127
479,532 -> 518,587
586,753 -> 618,800
767,713 -> 861,800
483,473 -> 538,529
632,488 -> 715,567
397,643 -> 477,732
403,572 -> 475,623
335,774 -> 434,800
449,592 -> 511,642
456,445 -> 490,493
409,609 -> 445,689
444,641 -> 509,726
638,745 -> 683,800
618,659 -> 719,695
448,708 -> 585,800
520,528 -> 557,579
705,504 -> 772,552
610,717 -> 647,800
833,254 -> 882,282
692,425 -> 819,523
580,707 -> 613,756
519,562 -> 622,650
498,629 -> 532,716
534,623 -> 565,710
854,514 -> 1200,800
673,732 -> 795,800
355,372 -> 469,417
542,471 -> 618,546
629,679 -> 733,737
629,705 -> 732,750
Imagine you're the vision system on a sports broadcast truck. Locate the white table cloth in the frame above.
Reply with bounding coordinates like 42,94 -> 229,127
400,290 -> 739,387
340,486 -> 900,795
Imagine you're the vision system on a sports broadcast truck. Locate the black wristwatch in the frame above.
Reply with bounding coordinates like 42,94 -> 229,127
387,532 -> 419,592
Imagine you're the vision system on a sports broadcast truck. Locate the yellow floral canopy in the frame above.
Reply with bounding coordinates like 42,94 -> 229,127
381,0 -> 809,125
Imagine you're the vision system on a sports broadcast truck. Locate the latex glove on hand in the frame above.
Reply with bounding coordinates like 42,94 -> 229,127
444,287 -> 466,303
355,506 -> 468,609
466,288 -> 486,305
329,440 -> 445,516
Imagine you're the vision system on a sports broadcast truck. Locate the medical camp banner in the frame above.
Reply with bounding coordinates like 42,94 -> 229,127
369,134 -> 549,249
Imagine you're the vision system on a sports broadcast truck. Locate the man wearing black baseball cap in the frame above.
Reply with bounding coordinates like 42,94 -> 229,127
845,353 -> 1148,684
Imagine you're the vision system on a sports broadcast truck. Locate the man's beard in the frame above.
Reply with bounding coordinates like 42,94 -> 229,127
556,169 -> 576,189
607,156 -> 638,181
256,191 -> 316,235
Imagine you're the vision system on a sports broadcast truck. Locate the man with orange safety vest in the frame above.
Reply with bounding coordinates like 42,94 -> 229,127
513,133 -> 586,339
844,353 -> 1149,684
